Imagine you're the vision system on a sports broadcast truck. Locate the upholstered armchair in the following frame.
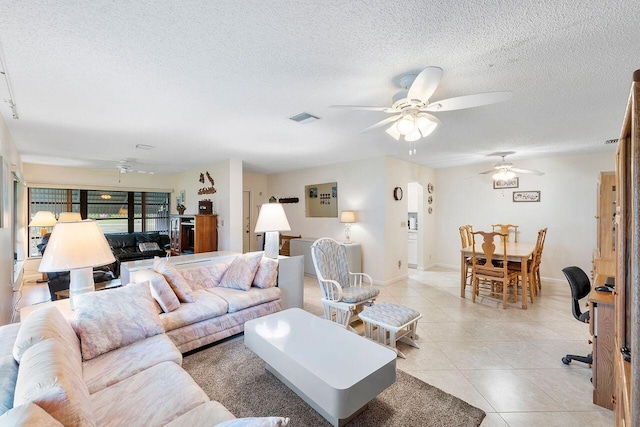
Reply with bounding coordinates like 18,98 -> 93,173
310,237 -> 379,329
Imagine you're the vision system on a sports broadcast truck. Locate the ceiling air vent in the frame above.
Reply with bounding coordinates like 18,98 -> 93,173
289,112 -> 320,124
135,144 -> 155,150
604,139 -> 619,145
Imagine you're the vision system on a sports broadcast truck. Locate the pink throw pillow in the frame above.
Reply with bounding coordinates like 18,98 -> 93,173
153,257 -> 194,303
134,269 -> 180,313
253,257 -> 279,288
218,254 -> 262,291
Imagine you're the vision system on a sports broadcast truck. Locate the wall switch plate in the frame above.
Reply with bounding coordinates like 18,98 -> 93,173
220,220 -> 224,226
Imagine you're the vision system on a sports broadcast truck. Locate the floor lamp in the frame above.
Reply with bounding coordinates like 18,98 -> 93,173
255,203 -> 291,259
39,220 -> 115,309
28,211 -> 57,283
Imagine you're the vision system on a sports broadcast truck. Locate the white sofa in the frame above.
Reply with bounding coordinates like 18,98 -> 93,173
0,253 -> 294,426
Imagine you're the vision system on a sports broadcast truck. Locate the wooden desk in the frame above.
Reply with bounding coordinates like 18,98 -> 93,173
461,242 -> 536,309
589,274 -> 616,410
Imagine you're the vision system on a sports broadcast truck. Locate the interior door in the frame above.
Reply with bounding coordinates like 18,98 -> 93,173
242,190 -> 251,253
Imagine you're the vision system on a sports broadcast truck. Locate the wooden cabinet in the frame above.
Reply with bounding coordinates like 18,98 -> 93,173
589,281 -> 616,410
612,69 -> 639,427
593,172 -> 616,278
170,215 -> 217,255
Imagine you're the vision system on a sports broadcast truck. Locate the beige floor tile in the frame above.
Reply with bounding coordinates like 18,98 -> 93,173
499,411 -> 584,427
395,342 -> 457,371
517,368 -> 603,412
407,369 -> 496,413
419,321 -> 479,342
436,341 -> 513,370
567,410 -> 615,426
483,341 -> 564,369
461,369 -> 564,412
480,413 -> 509,426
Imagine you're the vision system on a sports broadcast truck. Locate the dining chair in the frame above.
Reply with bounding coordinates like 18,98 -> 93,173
459,225 -> 474,292
531,228 -> 548,295
470,231 -> 519,308
491,224 -> 519,243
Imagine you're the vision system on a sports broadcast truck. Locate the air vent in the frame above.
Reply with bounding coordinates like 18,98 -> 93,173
605,139 -> 619,145
135,144 -> 155,150
289,112 -> 320,124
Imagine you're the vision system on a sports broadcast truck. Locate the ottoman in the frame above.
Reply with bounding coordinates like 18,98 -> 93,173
359,302 -> 422,358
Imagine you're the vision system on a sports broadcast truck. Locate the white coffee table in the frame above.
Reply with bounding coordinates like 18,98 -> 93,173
245,308 -> 397,427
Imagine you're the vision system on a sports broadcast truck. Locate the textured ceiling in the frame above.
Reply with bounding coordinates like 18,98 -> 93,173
0,0 -> 637,175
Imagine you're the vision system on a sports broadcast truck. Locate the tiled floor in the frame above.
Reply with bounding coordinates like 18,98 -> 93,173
18,267 -> 613,426
303,267 -> 613,427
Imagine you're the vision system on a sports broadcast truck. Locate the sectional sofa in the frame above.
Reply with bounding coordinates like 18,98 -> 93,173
0,252 -> 294,426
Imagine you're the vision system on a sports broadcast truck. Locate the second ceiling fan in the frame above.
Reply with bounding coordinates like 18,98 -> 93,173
332,66 -> 512,154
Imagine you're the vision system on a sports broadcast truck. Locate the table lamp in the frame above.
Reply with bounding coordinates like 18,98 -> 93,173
340,211 -> 357,244
38,220 -> 116,309
28,211 -> 57,238
58,212 -> 82,222
255,203 -> 291,259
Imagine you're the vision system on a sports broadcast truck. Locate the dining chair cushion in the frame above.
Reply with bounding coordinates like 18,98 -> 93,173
341,287 -> 379,303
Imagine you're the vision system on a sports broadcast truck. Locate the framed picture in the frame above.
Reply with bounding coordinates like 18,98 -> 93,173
331,186 -> 337,198
493,177 -> 519,189
179,190 -> 186,204
309,187 -> 318,198
513,191 -> 541,203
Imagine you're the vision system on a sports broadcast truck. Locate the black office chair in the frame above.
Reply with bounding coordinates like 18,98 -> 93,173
561,266 -> 593,365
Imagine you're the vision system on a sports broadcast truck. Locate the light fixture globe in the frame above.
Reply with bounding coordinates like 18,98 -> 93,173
396,115 -> 416,135
492,169 -> 516,181
416,115 -> 438,137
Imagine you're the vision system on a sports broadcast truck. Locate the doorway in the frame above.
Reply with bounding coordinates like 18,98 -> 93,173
407,182 -> 424,269
242,190 -> 251,253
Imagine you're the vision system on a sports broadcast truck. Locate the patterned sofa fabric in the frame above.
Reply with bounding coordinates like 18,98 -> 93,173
82,334 -> 182,394
207,287 -> 281,313
91,362 -> 209,427
164,401 -> 235,427
0,323 -> 20,413
160,289 -> 229,331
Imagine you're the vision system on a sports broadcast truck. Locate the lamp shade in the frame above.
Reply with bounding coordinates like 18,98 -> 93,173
58,212 -> 82,222
340,211 -> 357,223
255,203 -> 291,233
28,211 -> 57,227
39,220 -> 115,272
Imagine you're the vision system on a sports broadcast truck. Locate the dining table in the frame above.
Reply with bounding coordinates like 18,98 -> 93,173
460,242 -> 537,309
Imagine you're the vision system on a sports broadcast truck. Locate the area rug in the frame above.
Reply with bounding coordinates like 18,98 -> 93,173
183,336 -> 485,427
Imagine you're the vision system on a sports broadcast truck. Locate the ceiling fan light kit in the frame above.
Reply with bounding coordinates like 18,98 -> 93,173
332,66 -> 512,155
481,153 -> 545,181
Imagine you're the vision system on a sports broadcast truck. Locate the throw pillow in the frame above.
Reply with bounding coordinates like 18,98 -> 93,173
133,269 -> 180,313
153,257 -> 194,303
12,305 -> 81,365
0,402 -> 64,426
138,242 -> 161,252
215,417 -> 289,427
218,253 -> 262,291
179,263 -> 230,290
74,282 -> 165,361
252,257 -> 279,288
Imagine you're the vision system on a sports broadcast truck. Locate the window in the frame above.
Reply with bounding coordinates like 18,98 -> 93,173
28,188 -> 169,257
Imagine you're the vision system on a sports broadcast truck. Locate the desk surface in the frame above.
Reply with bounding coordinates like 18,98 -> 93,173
589,274 -> 615,305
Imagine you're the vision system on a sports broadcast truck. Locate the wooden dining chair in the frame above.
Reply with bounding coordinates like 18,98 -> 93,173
531,228 -> 548,295
459,225 -> 474,292
470,231 -> 519,308
491,224 -> 519,243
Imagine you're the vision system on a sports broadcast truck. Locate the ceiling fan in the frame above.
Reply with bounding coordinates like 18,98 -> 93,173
479,152 -> 545,180
331,66 -> 512,155
116,159 -> 155,175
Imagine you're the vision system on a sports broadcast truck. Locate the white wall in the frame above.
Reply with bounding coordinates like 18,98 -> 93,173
434,151 -> 617,281
267,156 -> 436,285
0,113 -> 22,325
23,163 -> 174,191
172,158 -> 243,253
242,172 -> 269,252
267,157 -> 387,283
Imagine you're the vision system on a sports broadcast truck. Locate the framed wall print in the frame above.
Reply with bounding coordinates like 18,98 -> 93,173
513,191 -> 540,202
493,177 -> 519,189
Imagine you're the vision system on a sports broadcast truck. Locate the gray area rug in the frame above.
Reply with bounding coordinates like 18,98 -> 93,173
183,336 -> 486,427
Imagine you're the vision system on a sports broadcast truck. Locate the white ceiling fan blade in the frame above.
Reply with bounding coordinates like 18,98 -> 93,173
423,91 -> 513,112
385,124 -> 401,141
478,169 -> 497,175
407,67 -> 443,101
330,105 -> 398,113
359,114 -> 402,134
511,167 -> 545,176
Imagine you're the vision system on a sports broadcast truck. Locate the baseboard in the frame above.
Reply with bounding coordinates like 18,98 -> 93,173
374,273 -> 408,286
